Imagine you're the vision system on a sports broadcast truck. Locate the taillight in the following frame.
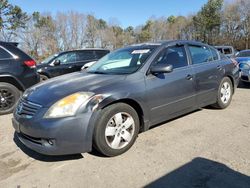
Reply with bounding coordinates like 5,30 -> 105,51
24,60 -> 36,68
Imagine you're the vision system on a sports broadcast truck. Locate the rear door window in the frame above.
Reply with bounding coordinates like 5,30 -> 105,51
77,51 -> 96,61
95,51 -> 109,59
154,45 -> 188,69
0,47 -> 12,59
188,45 -> 214,64
210,48 -> 219,61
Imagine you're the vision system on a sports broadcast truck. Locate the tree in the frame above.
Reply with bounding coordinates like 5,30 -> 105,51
0,0 -> 28,41
193,0 -> 223,44
138,20 -> 153,42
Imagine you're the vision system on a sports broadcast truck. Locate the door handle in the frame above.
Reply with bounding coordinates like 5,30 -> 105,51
186,74 -> 193,80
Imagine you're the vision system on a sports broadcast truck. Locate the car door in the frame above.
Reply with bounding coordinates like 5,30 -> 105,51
145,45 -> 196,125
49,52 -> 77,76
187,45 -> 223,107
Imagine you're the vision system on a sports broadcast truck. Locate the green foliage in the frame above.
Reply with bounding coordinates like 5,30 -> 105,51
138,20 -> 153,42
193,0 -> 223,43
0,0 -> 28,31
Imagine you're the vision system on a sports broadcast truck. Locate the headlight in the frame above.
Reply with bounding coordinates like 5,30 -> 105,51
239,63 -> 250,70
44,92 -> 94,118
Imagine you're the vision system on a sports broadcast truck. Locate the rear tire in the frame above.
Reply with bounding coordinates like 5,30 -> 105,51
93,103 -> 140,157
0,82 -> 21,115
212,77 -> 233,109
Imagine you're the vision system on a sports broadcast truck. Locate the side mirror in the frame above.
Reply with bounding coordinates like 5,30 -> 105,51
54,59 -> 61,66
150,64 -> 173,74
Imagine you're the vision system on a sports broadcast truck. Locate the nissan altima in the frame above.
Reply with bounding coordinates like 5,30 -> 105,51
12,40 -> 239,157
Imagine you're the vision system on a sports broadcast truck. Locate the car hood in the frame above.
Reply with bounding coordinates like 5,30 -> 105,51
24,72 -> 126,107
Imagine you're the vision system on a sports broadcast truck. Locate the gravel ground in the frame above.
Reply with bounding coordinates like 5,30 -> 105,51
0,85 -> 250,188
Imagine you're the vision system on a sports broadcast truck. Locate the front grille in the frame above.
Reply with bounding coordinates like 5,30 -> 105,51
19,132 -> 43,145
16,98 -> 42,118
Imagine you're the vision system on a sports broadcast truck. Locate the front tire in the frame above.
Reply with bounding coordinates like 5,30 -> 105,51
212,77 -> 233,109
93,103 -> 140,157
0,82 -> 21,115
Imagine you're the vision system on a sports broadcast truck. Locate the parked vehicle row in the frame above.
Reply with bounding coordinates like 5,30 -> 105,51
12,40 -> 240,157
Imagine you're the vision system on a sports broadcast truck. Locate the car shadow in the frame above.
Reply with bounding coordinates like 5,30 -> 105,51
145,157 -> 250,188
237,81 -> 250,89
13,133 -> 83,162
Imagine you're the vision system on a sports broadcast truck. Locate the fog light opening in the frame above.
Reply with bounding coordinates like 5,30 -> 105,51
47,139 -> 54,146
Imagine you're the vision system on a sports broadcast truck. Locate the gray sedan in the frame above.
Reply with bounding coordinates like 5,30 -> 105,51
12,40 -> 239,157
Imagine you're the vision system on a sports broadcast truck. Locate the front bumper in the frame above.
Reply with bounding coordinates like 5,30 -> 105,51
12,109 -> 96,155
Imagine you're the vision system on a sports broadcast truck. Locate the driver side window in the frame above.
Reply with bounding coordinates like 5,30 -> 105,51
56,52 -> 76,64
154,46 -> 188,69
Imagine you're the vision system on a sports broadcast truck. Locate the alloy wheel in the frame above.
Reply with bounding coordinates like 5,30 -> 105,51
220,82 -> 231,104
105,112 -> 135,150
0,88 -> 15,111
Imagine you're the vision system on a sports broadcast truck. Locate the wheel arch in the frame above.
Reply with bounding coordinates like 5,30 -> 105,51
225,75 -> 235,94
100,98 -> 146,132
38,71 -> 50,78
0,75 -> 24,91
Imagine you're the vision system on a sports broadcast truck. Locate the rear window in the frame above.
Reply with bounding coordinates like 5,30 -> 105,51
224,48 -> 233,55
210,47 -> 219,61
188,45 -> 213,64
0,47 -> 12,59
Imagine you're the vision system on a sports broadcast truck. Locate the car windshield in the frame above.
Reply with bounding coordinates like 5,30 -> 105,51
41,54 -> 58,64
236,51 -> 250,57
87,47 -> 157,74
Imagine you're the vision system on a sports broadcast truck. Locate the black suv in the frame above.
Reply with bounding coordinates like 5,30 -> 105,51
0,41 -> 39,115
37,49 -> 110,81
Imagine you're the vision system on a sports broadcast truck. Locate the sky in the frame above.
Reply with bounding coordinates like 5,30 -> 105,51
9,0 -> 208,28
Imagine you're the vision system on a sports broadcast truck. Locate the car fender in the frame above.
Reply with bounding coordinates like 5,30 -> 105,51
0,74 -> 25,90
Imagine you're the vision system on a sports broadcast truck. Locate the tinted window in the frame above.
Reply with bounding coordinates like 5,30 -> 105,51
236,51 -> 250,57
0,47 -> 12,59
95,51 -> 109,59
55,52 -> 76,64
216,48 -> 223,53
154,46 -> 188,69
210,48 -> 219,60
77,51 -> 95,61
188,46 -> 213,64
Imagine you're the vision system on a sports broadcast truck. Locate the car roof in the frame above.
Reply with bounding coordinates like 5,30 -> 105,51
127,40 -> 211,49
239,49 -> 250,52
58,48 -> 110,54
214,46 -> 234,49
0,41 -> 19,47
